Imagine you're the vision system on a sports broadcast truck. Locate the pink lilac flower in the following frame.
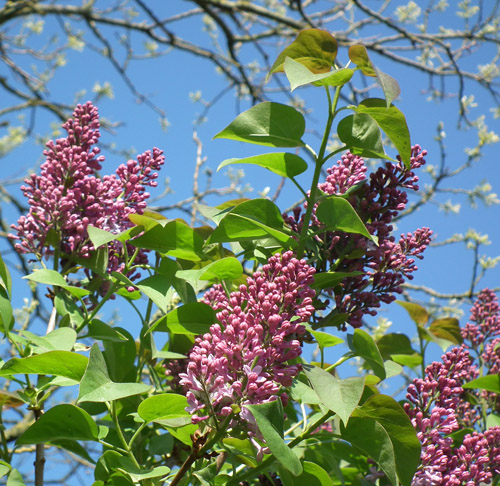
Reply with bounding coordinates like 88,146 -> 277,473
10,102 -> 164,279
179,251 -> 315,428
318,151 -> 367,195
404,290 -> 500,485
462,289 -> 500,347
285,145 -> 431,328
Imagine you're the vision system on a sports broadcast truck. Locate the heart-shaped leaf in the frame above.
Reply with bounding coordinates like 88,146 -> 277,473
268,29 -> 338,77
214,102 -> 305,148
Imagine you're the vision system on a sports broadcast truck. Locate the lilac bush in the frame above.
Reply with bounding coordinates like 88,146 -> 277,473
11,101 -> 164,279
3,29 -> 498,486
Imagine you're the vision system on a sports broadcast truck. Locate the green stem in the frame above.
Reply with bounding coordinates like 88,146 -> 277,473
325,353 -> 353,373
170,415 -> 233,486
107,402 -> 141,468
297,86 -> 342,258
76,281 -> 118,333
228,410 -> 335,485
128,422 -> 148,450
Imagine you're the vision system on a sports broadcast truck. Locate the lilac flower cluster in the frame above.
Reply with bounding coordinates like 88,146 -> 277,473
179,251 -> 315,428
405,290 -> 500,485
285,147 -> 431,328
11,102 -> 164,277
461,288 -> 500,347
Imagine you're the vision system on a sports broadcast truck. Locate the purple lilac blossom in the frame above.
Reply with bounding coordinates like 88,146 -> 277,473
10,102 -> 164,278
461,288 -> 500,347
404,290 -> 500,485
285,146 -> 431,328
179,251 -> 315,429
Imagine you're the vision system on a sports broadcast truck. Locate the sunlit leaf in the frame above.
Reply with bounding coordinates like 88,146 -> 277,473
148,302 -> 215,335
214,102 -> 305,148
218,152 -> 307,178
463,374 -> 500,393
0,351 -> 87,382
349,329 -> 386,380
337,113 -> 389,159
396,301 -> 429,325
316,196 -> 376,243
283,57 -> 353,91
304,365 -> 364,425
245,400 -> 303,476
353,99 -> 411,168
268,29 -> 338,77
17,404 -> 99,444
78,344 -> 150,403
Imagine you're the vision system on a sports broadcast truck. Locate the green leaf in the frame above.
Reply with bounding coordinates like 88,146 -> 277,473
348,45 -> 376,76
377,333 -> 421,369
86,320 -> 129,343
245,400 -> 303,476
315,196 -> 376,243
208,198 -> 294,246
138,394 -> 190,426
128,210 -> 168,231
0,287 -> 13,335
87,225 -> 117,248
176,257 -> 243,289
349,329 -> 386,380
158,258 -> 197,305
337,113 -> 388,159
342,417 -> 397,486
429,318 -> 463,345
486,413 -> 500,428
6,470 -> 25,486
78,344 -> 150,403
0,460 -> 11,479
54,292 -> 84,327
148,302 -> 215,335
463,374 -> 500,393
377,333 -> 415,356
95,450 -> 170,483
79,246 -> 109,276
279,461 -> 334,486
396,301 -> 429,326
309,329 -> 344,350
268,29 -> 338,77
214,102 -> 305,148
0,253 -> 12,297
311,271 -> 363,291
0,351 -> 87,381
137,274 -> 172,313
348,45 -> 401,106
51,438 -> 95,463
303,365 -> 364,425
290,380 -> 321,405
130,220 -> 204,261
17,404 -> 99,444
218,152 -> 307,179
353,394 -> 421,486
374,68 -> 401,107
283,57 -> 353,91
166,423 -> 199,446
354,99 -> 411,168
22,328 -> 77,353
24,269 -> 90,298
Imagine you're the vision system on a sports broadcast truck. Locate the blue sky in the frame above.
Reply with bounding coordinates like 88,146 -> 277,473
1,0 -> 499,368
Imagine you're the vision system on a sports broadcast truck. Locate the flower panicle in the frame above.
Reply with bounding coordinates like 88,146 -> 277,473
179,251 -> 315,428
10,102 -> 165,281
